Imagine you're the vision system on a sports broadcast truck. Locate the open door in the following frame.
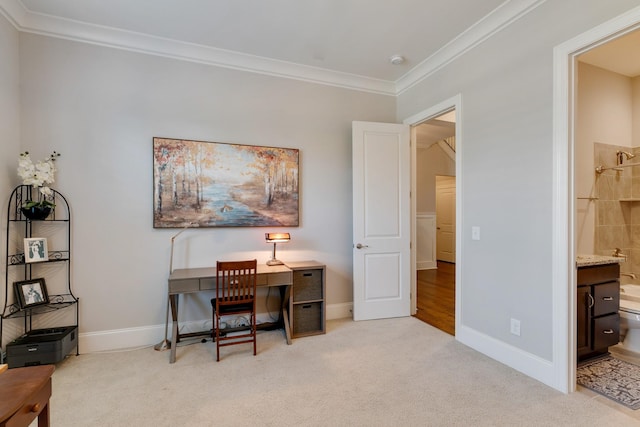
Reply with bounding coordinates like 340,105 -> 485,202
352,121 -> 411,321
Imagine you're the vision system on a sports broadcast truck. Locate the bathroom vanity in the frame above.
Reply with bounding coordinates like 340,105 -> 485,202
576,256 -> 622,361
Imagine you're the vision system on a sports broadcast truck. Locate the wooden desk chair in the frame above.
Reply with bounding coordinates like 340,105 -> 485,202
211,259 -> 257,361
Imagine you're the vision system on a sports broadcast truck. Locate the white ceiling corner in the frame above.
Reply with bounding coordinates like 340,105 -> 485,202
1,0 -> 547,96
396,0 -> 548,95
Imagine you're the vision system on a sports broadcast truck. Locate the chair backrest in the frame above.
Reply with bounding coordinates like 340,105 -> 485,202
216,259 -> 257,303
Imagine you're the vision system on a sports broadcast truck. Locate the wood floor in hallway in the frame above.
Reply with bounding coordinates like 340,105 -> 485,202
414,261 -> 455,335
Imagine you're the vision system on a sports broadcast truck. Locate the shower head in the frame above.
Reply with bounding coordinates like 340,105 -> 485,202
617,150 -> 636,165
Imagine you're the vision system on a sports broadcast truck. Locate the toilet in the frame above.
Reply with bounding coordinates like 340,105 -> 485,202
619,284 -> 640,351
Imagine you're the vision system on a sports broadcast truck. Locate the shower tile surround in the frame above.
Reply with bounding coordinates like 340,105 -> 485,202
594,143 -> 640,279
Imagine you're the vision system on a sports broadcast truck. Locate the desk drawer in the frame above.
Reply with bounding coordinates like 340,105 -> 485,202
256,274 -> 268,286
293,269 -> 323,301
200,278 -> 215,291
267,271 -> 292,286
169,279 -> 199,293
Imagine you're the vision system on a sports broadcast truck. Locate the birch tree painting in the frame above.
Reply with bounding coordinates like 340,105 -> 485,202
153,138 -> 299,228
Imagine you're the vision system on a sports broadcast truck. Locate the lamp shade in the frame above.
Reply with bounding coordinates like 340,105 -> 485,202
265,232 -> 290,243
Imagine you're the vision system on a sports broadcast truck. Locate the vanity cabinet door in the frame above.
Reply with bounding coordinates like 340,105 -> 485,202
576,285 -> 592,357
576,263 -> 620,361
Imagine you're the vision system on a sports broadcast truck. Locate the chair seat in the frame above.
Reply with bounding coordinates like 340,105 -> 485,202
213,299 -> 254,315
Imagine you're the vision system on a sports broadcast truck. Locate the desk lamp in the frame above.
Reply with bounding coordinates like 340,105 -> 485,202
265,232 -> 290,266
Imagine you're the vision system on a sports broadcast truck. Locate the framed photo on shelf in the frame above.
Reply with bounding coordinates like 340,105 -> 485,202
23,237 -> 48,263
13,278 -> 49,309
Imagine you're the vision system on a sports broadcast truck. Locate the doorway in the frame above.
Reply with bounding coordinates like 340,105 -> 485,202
553,7 -> 640,393
573,25 -> 640,384
412,110 -> 457,335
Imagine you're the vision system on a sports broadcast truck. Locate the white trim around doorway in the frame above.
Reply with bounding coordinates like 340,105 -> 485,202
403,93 -> 462,334
553,5 -> 640,394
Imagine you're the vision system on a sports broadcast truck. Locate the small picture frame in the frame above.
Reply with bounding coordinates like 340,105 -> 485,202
14,278 -> 49,309
23,237 -> 48,263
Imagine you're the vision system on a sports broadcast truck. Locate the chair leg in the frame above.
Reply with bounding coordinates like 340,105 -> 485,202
252,313 -> 257,356
215,313 -> 220,362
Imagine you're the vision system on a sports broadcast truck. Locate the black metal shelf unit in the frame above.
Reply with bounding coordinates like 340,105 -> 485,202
1,185 -> 78,362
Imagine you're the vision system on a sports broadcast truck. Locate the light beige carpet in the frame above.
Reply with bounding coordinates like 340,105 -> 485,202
46,317 -> 639,426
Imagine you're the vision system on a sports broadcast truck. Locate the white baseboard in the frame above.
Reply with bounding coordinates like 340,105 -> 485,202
456,324 -> 556,389
417,261 -> 437,270
79,302 -> 354,353
79,324 -> 165,354
327,302 -> 353,320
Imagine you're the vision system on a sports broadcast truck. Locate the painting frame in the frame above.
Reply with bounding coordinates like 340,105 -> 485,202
23,237 -> 48,263
14,278 -> 49,309
153,137 -> 299,228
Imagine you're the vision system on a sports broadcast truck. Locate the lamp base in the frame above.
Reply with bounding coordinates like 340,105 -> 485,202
266,259 -> 284,266
154,339 -> 171,351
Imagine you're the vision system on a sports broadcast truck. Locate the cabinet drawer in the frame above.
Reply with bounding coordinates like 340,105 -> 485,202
577,263 -> 620,285
593,281 -> 620,317
593,313 -> 620,349
293,269 -> 323,301
293,302 -> 323,336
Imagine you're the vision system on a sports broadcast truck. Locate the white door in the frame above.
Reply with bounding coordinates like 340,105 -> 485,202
436,176 -> 456,263
352,121 -> 411,321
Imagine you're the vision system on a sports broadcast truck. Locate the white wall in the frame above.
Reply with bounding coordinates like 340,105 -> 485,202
398,0 -> 640,385
10,33 -> 396,350
416,144 -> 455,213
0,14 -> 20,309
634,76 -> 640,146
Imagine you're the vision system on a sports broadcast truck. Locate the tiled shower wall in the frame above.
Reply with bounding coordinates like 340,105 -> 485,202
595,142 -> 640,278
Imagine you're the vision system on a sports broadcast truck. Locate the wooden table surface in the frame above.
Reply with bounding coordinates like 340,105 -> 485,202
0,364 -> 54,427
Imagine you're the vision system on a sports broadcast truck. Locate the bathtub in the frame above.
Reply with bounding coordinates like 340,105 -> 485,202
619,284 -> 640,351
620,284 -> 640,303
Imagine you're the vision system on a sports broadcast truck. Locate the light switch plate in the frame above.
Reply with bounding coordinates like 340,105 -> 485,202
471,226 -> 480,240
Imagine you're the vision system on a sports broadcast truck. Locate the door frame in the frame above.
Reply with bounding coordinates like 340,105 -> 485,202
403,94 -> 462,330
553,5 -> 640,394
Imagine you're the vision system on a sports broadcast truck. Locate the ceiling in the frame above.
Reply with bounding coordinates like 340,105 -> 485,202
1,0 -> 545,95
578,28 -> 640,77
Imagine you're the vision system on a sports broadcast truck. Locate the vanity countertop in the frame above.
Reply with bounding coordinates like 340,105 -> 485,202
576,254 -> 624,267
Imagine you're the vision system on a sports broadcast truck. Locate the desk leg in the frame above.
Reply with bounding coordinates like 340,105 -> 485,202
169,294 -> 179,363
281,285 -> 292,345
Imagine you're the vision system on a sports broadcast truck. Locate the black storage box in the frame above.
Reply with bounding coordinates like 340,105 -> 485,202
6,326 -> 77,368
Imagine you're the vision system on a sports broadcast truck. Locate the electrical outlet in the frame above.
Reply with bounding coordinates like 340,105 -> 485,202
510,318 -> 521,336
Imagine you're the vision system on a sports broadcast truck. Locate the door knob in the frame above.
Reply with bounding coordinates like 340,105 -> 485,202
355,243 -> 369,249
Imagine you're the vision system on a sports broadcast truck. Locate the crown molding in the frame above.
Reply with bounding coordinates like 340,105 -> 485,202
0,0 -> 25,27
1,0 -> 545,97
0,0 -> 396,95
395,0 -> 547,95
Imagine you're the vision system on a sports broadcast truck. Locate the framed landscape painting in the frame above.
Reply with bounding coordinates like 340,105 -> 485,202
153,137 -> 299,228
